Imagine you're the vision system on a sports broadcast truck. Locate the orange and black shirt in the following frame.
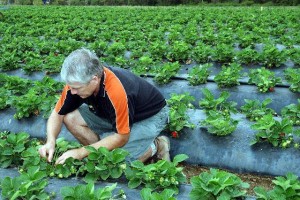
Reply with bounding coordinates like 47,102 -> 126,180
55,67 -> 166,135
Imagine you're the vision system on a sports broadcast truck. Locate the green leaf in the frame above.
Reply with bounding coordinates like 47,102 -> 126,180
88,152 -> 99,160
130,160 -> 144,169
7,134 -> 16,144
254,186 -> 269,200
100,170 -> 110,180
96,183 -> 117,199
16,132 -> 30,143
0,159 -> 12,168
61,187 -> 75,197
173,154 -> 189,166
85,146 -> 97,153
86,162 -> 95,173
84,173 -> 98,182
140,188 -> 152,200
128,178 -> 142,189
110,167 -> 122,179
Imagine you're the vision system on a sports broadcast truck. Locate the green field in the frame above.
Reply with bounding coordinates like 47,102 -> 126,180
0,6 -> 300,199
0,6 -> 299,73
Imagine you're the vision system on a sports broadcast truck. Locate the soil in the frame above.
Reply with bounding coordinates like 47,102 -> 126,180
180,163 -> 274,196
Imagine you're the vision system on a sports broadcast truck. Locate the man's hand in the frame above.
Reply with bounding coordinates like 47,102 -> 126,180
38,142 -> 55,162
55,147 -> 88,165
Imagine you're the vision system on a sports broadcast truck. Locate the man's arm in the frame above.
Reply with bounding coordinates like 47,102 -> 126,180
46,109 -> 64,144
55,132 -> 130,164
39,109 -> 64,162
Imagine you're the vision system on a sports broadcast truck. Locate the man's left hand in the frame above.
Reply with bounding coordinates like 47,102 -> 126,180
55,148 -> 87,165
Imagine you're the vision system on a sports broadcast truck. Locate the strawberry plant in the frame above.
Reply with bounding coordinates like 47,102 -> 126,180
22,138 -> 83,179
0,131 -> 30,168
281,100 -> 300,126
200,110 -> 239,136
139,56 -> 154,70
21,146 -> 50,174
217,31 -> 235,45
254,172 -> 300,200
199,29 -> 216,46
21,53 -> 44,74
88,40 -> 108,57
42,52 -> 65,74
199,88 -> 238,116
183,24 -> 198,45
167,105 -> 195,138
61,182 -> 126,200
0,50 -> 20,71
187,63 -> 212,86
240,98 -> 276,122
40,94 -> 61,118
167,26 -> 181,42
248,67 -> 282,93
113,56 -> 130,68
166,93 -> 195,137
279,34 -> 294,49
33,77 -> 64,115
0,73 -> 32,95
237,31 -> 259,48
250,114 -> 300,148
132,56 -> 155,75
79,146 -> 129,182
259,43 -> 287,68
55,38 -> 85,56
167,41 -> 190,62
130,48 -> 144,60
149,40 -> 167,61
36,40 -> 57,55
235,47 -> 260,64
0,88 -> 10,110
214,63 -> 242,88
0,166 -> 51,200
190,168 -> 249,200
284,68 -> 300,93
125,154 -> 188,194
154,62 -> 181,85
7,89 -> 45,119
287,47 -> 300,66
212,43 -> 235,63
167,93 -> 195,116
54,157 -> 84,179
140,188 -> 176,200
106,42 -> 126,58
3,75 -> 63,119
191,42 -> 213,63
44,138 -> 83,178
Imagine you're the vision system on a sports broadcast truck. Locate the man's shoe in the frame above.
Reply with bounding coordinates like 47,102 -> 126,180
155,136 -> 171,162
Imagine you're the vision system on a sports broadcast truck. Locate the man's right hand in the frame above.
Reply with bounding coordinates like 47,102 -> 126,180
38,142 -> 55,162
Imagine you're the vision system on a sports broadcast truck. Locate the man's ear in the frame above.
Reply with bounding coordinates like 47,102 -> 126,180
90,75 -> 100,89
91,75 -> 100,82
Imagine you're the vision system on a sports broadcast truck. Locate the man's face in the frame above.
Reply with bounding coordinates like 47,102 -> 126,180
68,76 -> 100,99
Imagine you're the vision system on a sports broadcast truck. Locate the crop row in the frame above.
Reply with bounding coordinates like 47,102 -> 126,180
0,72 -> 298,118
1,73 -> 299,148
0,131 -> 300,199
1,35 -> 300,73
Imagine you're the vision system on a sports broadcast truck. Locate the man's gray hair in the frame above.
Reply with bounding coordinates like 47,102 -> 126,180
61,48 -> 104,84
